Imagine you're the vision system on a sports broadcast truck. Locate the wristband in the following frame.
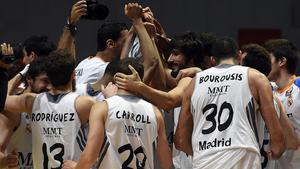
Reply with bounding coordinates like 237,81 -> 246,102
65,21 -> 77,37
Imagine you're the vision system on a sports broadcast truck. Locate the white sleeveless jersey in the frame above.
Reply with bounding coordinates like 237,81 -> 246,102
6,113 -> 33,169
75,83 -> 105,101
173,107 -> 193,169
191,65 -> 261,169
97,95 -> 158,169
273,77 -> 300,169
75,57 -> 108,84
31,92 -> 82,169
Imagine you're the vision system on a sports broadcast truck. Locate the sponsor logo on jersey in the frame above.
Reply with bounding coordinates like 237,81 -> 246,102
207,85 -> 231,97
43,127 -> 63,138
124,125 -> 143,136
199,137 -> 231,150
199,73 -> 242,84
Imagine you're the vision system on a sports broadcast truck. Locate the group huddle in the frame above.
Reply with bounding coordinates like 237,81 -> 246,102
0,1 -> 299,169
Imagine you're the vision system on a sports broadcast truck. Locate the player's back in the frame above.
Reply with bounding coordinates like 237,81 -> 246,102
191,64 -> 261,169
31,92 -> 82,169
98,95 -> 158,169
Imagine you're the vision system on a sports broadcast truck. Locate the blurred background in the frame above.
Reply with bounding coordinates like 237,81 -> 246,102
0,0 -> 299,73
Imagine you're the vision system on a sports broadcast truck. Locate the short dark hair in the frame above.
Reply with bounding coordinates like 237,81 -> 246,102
97,22 -> 128,51
104,60 -> 120,77
264,39 -> 298,74
242,44 -> 271,76
198,32 -> 217,57
170,31 -> 203,67
212,37 -> 238,60
45,50 -> 75,87
26,57 -> 47,80
117,58 -> 144,79
23,35 -> 56,57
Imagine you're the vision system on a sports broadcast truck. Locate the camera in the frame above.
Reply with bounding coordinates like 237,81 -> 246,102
0,43 -> 24,64
82,0 -> 109,20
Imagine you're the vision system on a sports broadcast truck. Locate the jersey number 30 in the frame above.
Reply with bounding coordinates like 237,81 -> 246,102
202,101 -> 233,134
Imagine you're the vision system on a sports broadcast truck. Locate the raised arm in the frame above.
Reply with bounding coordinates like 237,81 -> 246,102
4,93 -> 36,114
249,68 -> 285,159
154,106 -> 172,169
174,77 -> 195,155
57,0 -> 87,59
125,3 -> 166,89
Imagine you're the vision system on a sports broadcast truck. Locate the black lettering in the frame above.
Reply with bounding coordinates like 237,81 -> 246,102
204,75 -> 209,82
215,76 -> 220,82
238,74 -> 242,80
116,111 -> 121,119
136,114 -> 141,122
18,152 -> 32,166
220,76 -> 225,82
31,113 -> 35,121
199,76 -> 204,84
146,115 -> 151,124
69,113 -> 75,121
199,141 -> 207,150
46,113 -> 50,121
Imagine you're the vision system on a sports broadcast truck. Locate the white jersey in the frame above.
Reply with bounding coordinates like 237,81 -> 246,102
97,95 -> 158,169
173,107 -> 193,169
274,77 -> 300,169
75,83 -> 104,101
75,57 -> 108,84
31,92 -> 82,169
191,65 -> 261,169
6,113 -> 32,169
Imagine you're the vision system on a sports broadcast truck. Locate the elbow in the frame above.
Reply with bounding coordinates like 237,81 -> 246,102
162,101 -> 175,111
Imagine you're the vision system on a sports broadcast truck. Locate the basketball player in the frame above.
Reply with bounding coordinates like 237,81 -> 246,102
63,57 -> 172,169
75,22 -> 128,84
175,37 -> 285,169
264,39 -> 300,169
0,57 -> 49,168
241,44 -> 299,169
4,50 -> 96,168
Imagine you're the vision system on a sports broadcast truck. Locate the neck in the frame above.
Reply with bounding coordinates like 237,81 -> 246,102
49,83 -> 72,95
117,89 -> 134,96
275,70 -> 295,89
95,51 -> 113,62
91,77 -> 110,92
218,57 -> 236,65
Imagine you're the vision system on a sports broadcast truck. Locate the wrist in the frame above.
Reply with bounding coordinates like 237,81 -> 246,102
132,18 -> 143,25
65,22 -> 78,37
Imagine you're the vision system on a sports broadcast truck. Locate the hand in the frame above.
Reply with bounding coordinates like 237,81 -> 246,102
124,3 -> 143,22
175,67 -> 202,81
69,0 -> 87,24
62,160 -> 77,169
142,7 -> 154,23
1,43 -> 14,56
144,22 -> 157,38
6,149 -> 18,168
114,65 -> 141,91
101,82 -> 118,99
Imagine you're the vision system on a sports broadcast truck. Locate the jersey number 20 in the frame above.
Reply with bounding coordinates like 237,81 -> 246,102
118,144 -> 147,169
202,101 -> 234,134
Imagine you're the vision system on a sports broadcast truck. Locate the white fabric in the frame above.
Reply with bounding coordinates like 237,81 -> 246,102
97,95 -> 158,169
75,57 -> 108,84
6,113 -> 32,168
191,65 -> 261,169
173,107 -> 193,169
274,80 -> 300,169
31,92 -> 82,169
